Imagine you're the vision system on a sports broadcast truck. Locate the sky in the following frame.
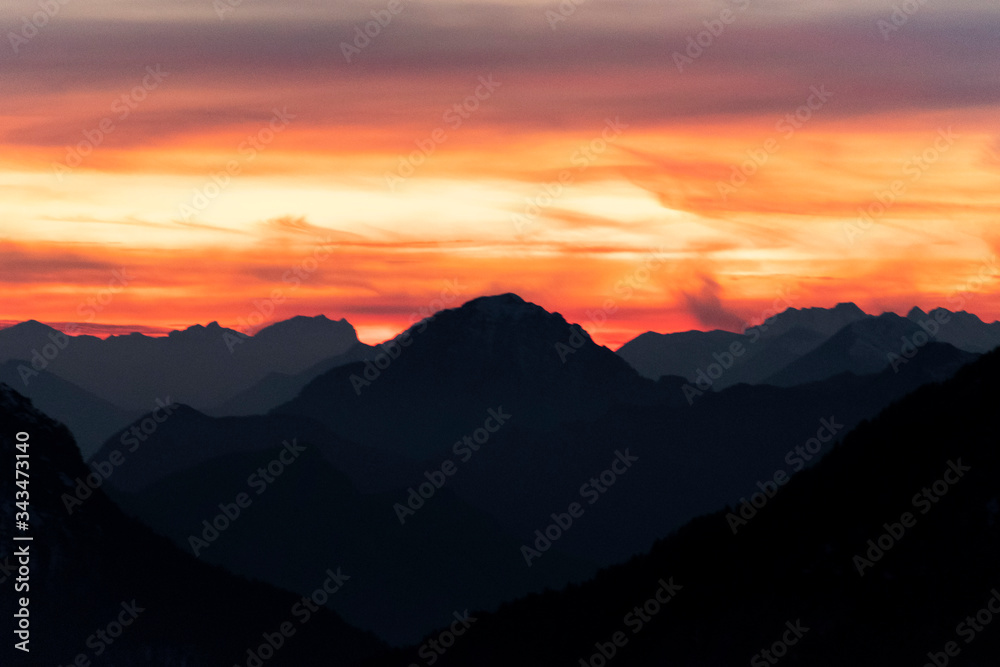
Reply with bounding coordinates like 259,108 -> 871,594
1,0 -> 998,348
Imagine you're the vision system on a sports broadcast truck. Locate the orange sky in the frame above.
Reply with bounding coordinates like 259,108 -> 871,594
1,0 -> 999,348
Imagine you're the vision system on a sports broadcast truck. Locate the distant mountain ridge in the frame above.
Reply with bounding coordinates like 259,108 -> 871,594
3,298 -> 997,459
617,302 -> 1000,387
0,315 -> 363,457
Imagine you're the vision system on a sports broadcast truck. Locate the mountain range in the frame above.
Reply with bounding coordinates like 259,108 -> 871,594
4,299 -> 996,459
2,294 -> 998,659
616,301 -> 1000,388
83,295 -> 984,644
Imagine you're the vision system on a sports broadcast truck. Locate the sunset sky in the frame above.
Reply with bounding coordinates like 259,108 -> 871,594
1,0 -> 998,347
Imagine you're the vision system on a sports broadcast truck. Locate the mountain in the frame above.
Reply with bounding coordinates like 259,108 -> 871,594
617,304 -> 999,391
106,442 -> 595,646
91,296 -> 979,648
0,359 -> 138,460
0,383 -> 384,666
907,306 -> 1000,353
615,329 -> 744,382
756,301 -> 868,339
360,346 -> 1000,667
206,342 -> 377,417
0,314 -> 361,430
615,302 -> 868,385
273,293 -> 669,458
764,312 -> 951,387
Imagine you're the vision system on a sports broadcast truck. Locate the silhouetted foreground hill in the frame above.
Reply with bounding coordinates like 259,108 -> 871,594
360,348 -> 1000,666
0,384 -> 384,666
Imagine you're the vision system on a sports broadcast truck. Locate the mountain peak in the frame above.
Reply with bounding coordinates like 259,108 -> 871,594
751,302 -> 869,339
464,293 -> 536,317
833,302 -> 867,315
1,319 -> 61,336
166,321 -> 242,340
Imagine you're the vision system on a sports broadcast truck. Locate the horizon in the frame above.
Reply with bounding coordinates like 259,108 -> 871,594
1,295 -> 996,350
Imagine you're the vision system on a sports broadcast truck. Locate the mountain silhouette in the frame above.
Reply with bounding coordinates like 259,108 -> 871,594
0,359 -> 139,459
618,303 -> 996,391
616,302 -> 868,386
0,384 -> 384,666
359,346 -> 1000,666
273,293 -> 668,458
0,315 -> 360,411
765,311 -> 931,386
90,295 -> 983,647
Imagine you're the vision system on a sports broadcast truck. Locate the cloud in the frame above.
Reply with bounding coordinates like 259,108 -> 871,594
680,274 -> 747,331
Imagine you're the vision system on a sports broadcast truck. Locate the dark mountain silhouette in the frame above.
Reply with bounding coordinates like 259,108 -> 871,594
0,315 -> 360,411
0,359 -> 139,459
273,293 -> 669,458
615,303 -> 998,390
360,346 -> 1000,667
206,342 -> 377,417
765,312 -> 931,387
907,306 -> 1000,353
615,329 -> 743,382
758,302 -> 869,339
92,297 -> 980,647
616,302 -> 868,384
89,404 -> 415,495
0,384 -> 384,666
106,443 -> 595,646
